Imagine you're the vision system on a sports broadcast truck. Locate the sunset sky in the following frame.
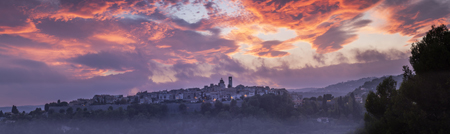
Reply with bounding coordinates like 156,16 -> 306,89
0,0 -> 449,106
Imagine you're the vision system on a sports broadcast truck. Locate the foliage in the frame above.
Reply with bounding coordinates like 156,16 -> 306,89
299,93 -> 363,120
410,24 -> 450,75
179,103 -> 187,114
0,116 -> 361,134
360,25 -> 450,134
11,105 -> 19,114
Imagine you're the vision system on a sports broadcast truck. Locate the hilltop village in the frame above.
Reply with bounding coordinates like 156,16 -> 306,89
65,77 -> 292,107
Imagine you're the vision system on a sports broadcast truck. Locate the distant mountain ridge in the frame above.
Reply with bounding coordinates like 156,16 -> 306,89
312,77 -> 377,93
290,75 -> 403,97
0,105 -> 44,113
349,75 -> 403,96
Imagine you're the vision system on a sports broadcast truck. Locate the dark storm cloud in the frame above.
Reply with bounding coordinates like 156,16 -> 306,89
246,40 -> 294,57
0,34 -> 52,48
241,0 -> 381,53
0,69 -> 151,107
313,19 -> 372,53
250,58 -> 409,88
381,0 -> 450,37
212,54 -> 248,74
68,51 -> 147,71
35,18 -> 109,39
313,53 -> 326,64
0,0 -> 39,27
149,29 -> 238,63
313,26 -> 357,53
0,56 -> 66,84
0,54 -> 152,106
353,49 -> 409,63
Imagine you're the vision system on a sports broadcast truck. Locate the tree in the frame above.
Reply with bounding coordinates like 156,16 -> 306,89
48,109 -> 55,114
362,76 -> 399,133
108,106 -> 113,111
67,107 -> 74,115
322,94 -> 334,112
402,25 -> 450,133
34,108 -> 42,113
317,96 -> 323,101
161,104 -> 168,116
410,24 -> 450,75
60,101 -> 68,106
214,101 -> 223,112
179,103 -> 187,114
119,98 -> 128,104
44,103 -> 49,111
365,76 -> 397,120
230,99 -> 237,107
59,109 -> 65,114
361,25 -> 450,134
11,105 -> 19,114
201,102 -> 212,114
0,110 -> 3,117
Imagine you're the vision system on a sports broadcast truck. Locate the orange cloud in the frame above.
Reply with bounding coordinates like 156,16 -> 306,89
246,40 -> 295,58
93,33 -> 136,44
29,0 -> 157,21
0,19 -> 39,34
375,0 -> 450,42
156,45 -> 171,48
220,0 -> 382,53
138,21 -> 174,41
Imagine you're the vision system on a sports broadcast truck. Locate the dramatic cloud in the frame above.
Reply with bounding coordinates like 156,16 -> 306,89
147,29 -> 239,64
68,51 -> 147,71
378,0 -> 450,41
238,0 -> 382,53
0,0 -> 448,106
353,49 -> 409,63
246,40 -> 294,57
0,55 -> 67,84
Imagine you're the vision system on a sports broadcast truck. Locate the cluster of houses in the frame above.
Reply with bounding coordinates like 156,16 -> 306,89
68,77 -> 289,106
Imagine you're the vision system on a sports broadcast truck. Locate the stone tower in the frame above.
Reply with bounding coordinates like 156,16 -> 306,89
228,76 -> 232,88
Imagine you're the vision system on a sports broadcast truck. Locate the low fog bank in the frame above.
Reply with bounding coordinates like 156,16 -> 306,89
0,93 -> 365,133
0,116 -> 362,134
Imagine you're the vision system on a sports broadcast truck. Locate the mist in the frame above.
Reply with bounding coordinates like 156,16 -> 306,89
0,116 -> 361,134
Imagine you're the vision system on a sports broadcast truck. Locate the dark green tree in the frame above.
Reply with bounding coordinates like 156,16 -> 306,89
365,76 -> 397,119
179,103 -> 187,113
44,103 -> 49,111
161,104 -> 168,116
410,24 -> 450,75
322,94 -> 333,112
59,109 -> 65,114
48,109 -> 55,114
214,101 -> 223,112
362,76 -> 399,133
0,110 -> 3,117
60,101 -> 68,106
361,25 -> 450,134
108,106 -> 114,111
201,102 -> 212,114
317,96 -> 323,101
230,99 -> 237,107
66,107 -> 74,115
11,105 -> 19,114
401,24 -> 450,133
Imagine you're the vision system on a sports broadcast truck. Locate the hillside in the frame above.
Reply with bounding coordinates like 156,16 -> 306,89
349,75 -> 403,97
291,75 -> 403,97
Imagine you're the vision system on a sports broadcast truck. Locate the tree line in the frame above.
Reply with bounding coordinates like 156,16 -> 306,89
359,25 -> 450,134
